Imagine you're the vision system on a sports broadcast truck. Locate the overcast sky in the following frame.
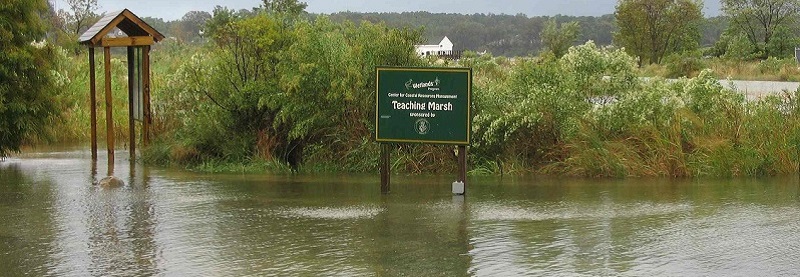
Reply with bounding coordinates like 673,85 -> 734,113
52,0 -> 724,21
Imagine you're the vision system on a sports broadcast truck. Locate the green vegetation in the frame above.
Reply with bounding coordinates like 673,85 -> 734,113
614,0 -> 703,65
8,0 -> 800,177
540,19 -> 581,58
145,2 -> 425,173
641,56 -> 800,81
470,43 -> 800,177
722,0 -> 800,58
0,0 -> 60,157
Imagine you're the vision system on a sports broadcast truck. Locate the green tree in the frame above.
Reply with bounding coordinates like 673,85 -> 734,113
141,16 -> 169,37
765,24 -> 800,58
614,0 -> 703,64
267,18 -> 423,147
173,11 -> 211,43
722,0 -> 800,58
205,6 -> 239,46
0,0 -> 60,157
56,0 -> 98,35
261,0 -> 307,16
53,0 -> 98,53
540,19 -> 581,58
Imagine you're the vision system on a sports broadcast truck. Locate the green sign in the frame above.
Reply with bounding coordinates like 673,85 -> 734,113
375,67 -> 472,145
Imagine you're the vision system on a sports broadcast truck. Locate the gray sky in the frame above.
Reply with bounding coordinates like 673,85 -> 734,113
52,0 -> 723,21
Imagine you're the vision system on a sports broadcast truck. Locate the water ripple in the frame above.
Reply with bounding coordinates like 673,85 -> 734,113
277,206 -> 385,220
472,202 -> 694,221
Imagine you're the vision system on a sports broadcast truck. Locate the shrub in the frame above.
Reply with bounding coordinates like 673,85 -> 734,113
663,51 -> 707,78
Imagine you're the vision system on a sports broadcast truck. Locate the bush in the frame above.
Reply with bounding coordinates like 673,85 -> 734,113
471,41 -> 639,169
663,51 -> 707,78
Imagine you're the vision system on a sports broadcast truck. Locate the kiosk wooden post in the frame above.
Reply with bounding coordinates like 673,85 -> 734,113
127,47 -> 136,159
143,45 -> 152,146
89,48 -> 98,160
458,145 -> 467,187
103,46 -> 114,161
79,9 -> 164,163
380,144 -> 391,194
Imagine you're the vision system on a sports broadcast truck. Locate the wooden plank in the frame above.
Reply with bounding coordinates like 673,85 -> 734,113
90,15 -> 127,46
104,47 -> 114,161
100,36 -> 154,47
381,144 -> 391,194
143,45 -> 151,146
121,10 -> 165,41
79,10 -> 122,44
89,47 -> 97,160
127,47 -> 136,160
458,146 -> 467,194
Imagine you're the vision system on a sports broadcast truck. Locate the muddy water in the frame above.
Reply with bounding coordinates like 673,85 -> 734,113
1,147 -> 799,276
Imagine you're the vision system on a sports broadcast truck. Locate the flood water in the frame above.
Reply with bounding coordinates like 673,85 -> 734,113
2,147 -> 800,276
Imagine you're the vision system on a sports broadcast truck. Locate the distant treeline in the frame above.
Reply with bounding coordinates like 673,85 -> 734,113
325,12 -> 734,57
141,11 -> 730,57
325,12 -> 617,56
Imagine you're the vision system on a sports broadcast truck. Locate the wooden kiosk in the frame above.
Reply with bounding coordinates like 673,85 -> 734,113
79,9 -> 164,161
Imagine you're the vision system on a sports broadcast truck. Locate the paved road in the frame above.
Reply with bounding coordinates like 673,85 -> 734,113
721,80 -> 800,100
652,78 -> 800,100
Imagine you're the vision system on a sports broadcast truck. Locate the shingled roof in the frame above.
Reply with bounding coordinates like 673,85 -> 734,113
79,9 -> 165,46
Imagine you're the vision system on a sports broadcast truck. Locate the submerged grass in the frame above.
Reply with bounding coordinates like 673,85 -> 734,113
191,158 -> 294,174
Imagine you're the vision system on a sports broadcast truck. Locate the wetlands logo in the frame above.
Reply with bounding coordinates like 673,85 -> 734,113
405,77 -> 441,91
415,118 -> 430,135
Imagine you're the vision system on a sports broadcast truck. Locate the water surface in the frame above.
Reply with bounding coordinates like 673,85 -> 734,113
1,147 -> 799,276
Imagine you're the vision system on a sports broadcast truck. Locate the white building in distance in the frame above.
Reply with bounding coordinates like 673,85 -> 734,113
415,36 -> 454,57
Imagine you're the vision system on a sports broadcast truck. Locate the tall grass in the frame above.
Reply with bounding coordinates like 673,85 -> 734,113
642,56 -> 800,81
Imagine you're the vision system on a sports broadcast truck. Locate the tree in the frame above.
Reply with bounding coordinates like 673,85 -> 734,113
261,0 -> 307,16
722,0 -> 800,58
56,0 -> 99,35
0,0 -> 59,157
52,0 -> 98,54
141,17 -> 169,37
173,11 -> 211,43
614,0 -> 703,65
540,19 -> 581,58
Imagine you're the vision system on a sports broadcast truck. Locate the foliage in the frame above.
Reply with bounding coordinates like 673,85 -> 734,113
540,19 -> 581,58
29,4 -> 800,177
48,0 -> 98,54
701,16 -> 730,47
55,0 -> 98,35
172,11 -> 211,43
717,30 -> 760,60
471,42 -> 638,169
0,0 -> 60,157
722,0 -> 800,58
663,50 -> 707,78
148,8 -> 424,171
614,0 -> 703,64
261,0 -> 308,16
464,42 -> 800,177
764,24 -> 800,58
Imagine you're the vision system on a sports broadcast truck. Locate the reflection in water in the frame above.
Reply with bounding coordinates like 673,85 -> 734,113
84,157 -> 159,276
1,149 -> 800,276
0,164 -> 58,276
